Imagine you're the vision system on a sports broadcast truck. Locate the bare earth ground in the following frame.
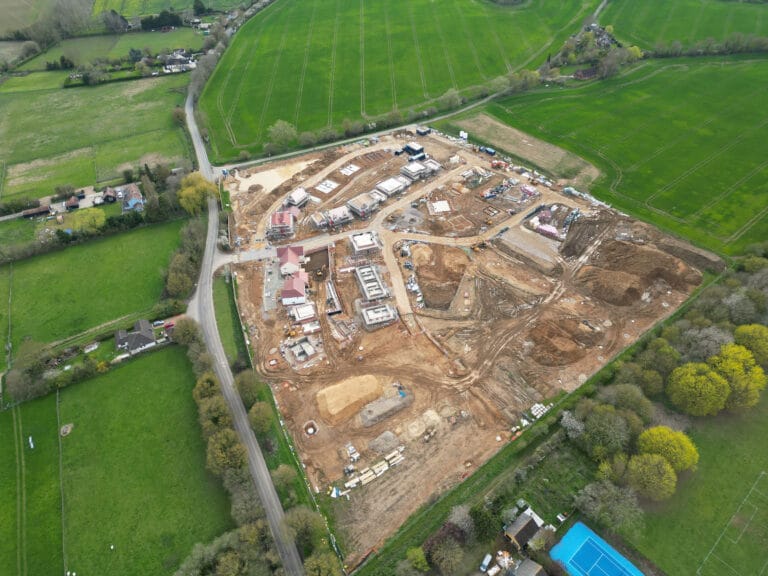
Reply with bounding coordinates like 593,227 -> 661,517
455,113 -> 601,188
226,129 -> 718,564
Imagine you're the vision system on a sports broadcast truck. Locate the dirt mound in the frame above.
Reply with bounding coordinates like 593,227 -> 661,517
316,375 -> 382,425
528,317 -> 604,366
560,213 -> 615,258
412,244 -> 470,309
576,240 -> 701,305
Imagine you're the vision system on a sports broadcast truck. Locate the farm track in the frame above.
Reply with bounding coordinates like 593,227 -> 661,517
408,2 -> 429,98
359,0 -> 366,115
255,18 -> 291,140
693,158 -> 768,219
432,9 -> 458,89
327,0 -> 340,126
294,0 -> 320,126
13,407 -> 26,576
384,5 -> 397,111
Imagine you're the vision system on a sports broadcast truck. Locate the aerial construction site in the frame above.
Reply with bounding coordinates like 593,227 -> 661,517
222,128 -> 718,562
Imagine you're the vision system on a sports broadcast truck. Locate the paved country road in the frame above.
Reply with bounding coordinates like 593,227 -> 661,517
185,94 -> 306,576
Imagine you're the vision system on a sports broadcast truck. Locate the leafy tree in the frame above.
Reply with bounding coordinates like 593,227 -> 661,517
304,552 -> 342,576
248,401 -> 273,437
447,505 -> 475,541
266,120 -> 297,151
283,506 -> 326,557
638,426 -> 699,472
583,404 -> 630,460
235,371 -> 261,409
199,395 -> 233,438
206,429 -> 246,476
436,88 -> 462,111
734,324 -> 768,368
575,480 -> 644,535
639,338 -> 681,377
596,453 -> 628,484
627,454 -> 677,501
194,0 -> 207,15
215,550 -> 241,576
173,106 -> 186,126
406,547 -> 429,572
469,503 -> 497,542
270,464 -> 297,490
598,384 -> 653,423
173,317 -> 203,346
178,172 -> 216,215
299,131 -> 317,147
666,362 -> 730,416
430,537 -> 464,575
709,343 -> 767,410
193,371 -> 220,403
560,410 -> 585,440
723,292 -> 759,325
675,325 -> 734,363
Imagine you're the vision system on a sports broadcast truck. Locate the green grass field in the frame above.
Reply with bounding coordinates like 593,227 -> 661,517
0,221 -> 182,366
0,73 -> 190,201
628,391 -> 768,576
92,0 -> 241,18
463,57 -> 768,255
199,0 -> 600,161
0,0 -> 55,37
0,347 -> 233,576
601,0 -> 768,49
213,274 -> 250,368
19,29 -> 205,71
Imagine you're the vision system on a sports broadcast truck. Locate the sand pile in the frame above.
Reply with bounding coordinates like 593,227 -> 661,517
316,375 -> 382,425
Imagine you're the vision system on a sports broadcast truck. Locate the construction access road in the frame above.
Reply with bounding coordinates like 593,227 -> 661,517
185,94 -> 305,576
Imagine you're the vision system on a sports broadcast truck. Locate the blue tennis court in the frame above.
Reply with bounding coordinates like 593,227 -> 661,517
550,522 -> 645,576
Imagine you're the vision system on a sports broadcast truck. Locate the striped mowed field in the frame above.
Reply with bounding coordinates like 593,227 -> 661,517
199,0 -> 600,161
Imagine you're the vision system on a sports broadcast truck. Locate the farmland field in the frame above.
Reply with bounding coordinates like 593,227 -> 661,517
454,57 -> 768,255
199,0 -> 600,161
19,29 -> 205,71
628,390 -> 768,575
0,0 -> 55,37
0,74 -> 190,201
92,0 -> 241,17
0,347 -> 232,576
1,220 -> 183,360
601,0 -> 768,49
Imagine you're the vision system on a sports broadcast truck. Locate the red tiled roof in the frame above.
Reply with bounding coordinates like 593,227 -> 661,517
276,245 -> 304,265
271,211 -> 294,227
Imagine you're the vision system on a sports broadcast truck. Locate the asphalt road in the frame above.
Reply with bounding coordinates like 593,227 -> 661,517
185,94 -> 306,576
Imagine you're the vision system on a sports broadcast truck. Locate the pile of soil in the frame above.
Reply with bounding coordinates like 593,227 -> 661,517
528,318 -> 603,366
412,244 -> 469,309
316,375 -> 382,425
576,240 -> 701,306
560,212 -> 615,258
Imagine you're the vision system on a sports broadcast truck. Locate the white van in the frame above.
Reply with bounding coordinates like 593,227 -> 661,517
480,553 -> 493,572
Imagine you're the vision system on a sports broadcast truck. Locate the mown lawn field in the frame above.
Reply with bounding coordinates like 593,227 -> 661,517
601,0 -> 768,49
199,0 -> 599,161
19,28 -> 205,71
0,74 -> 190,201
92,0 -> 240,17
3,220 -> 183,354
458,57 -> 768,255
0,347 -> 233,576
60,346 -> 232,574
628,391 -> 768,576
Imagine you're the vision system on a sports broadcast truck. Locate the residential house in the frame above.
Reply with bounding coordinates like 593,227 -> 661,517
504,514 -> 539,552
277,245 -> 305,277
120,183 -> 145,212
268,210 -> 295,239
281,272 -> 308,306
115,319 -> 156,355
103,187 -> 117,203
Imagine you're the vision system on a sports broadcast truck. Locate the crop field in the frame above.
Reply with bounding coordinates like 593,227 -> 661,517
92,0 -> 240,18
0,0 -> 55,37
0,221 -> 182,363
199,0 -> 599,161
0,73 -> 189,201
19,29 -> 205,71
0,347 -> 233,576
601,0 -> 768,49
628,391 -> 768,576
469,58 -> 768,255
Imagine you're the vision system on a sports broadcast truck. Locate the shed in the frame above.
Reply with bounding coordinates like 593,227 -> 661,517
504,514 -> 539,551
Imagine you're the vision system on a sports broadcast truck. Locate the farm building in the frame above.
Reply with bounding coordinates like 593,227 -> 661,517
277,245 -> 305,276
376,176 -> 410,197
115,319 -> 156,355
349,232 -> 381,255
65,196 -> 80,211
286,187 -> 309,207
347,192 -> 380,218
504,512 -> 540,552
268,210 -> 296,239
22,205 -> 52,218
103,188 -> 117,203
361,304 -> 397,329
355,264 -> 389,301
281,272 -> 308,306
